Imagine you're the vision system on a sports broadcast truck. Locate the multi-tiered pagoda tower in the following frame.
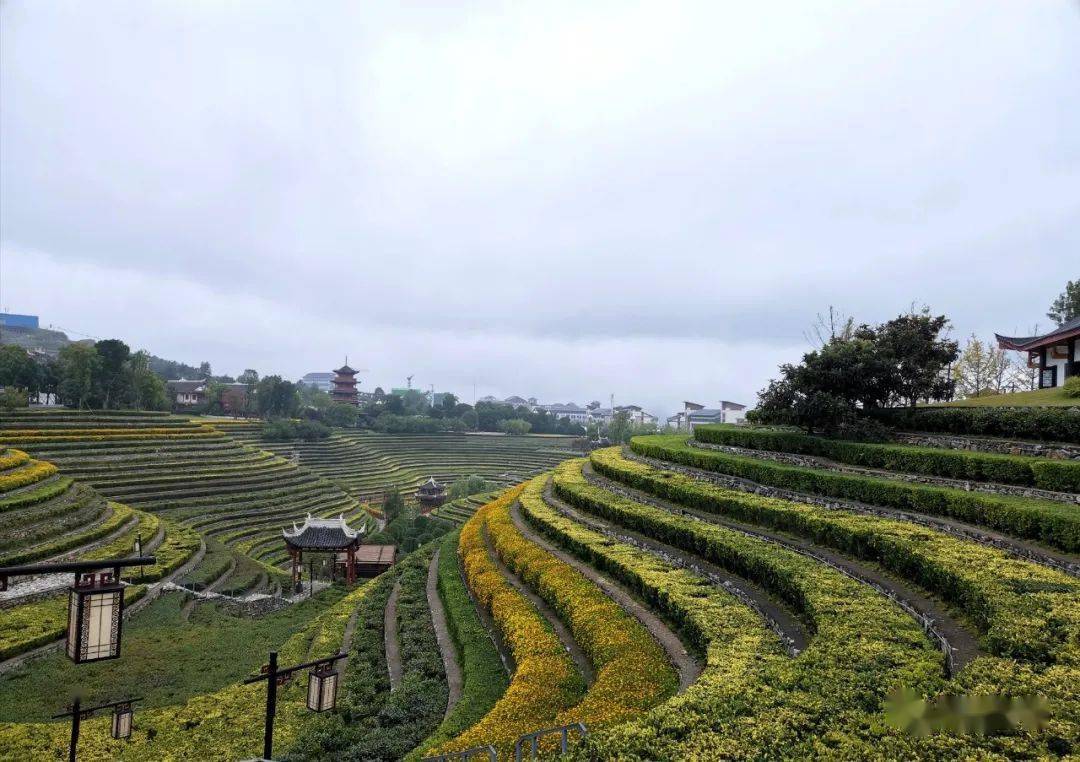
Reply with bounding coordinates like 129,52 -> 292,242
331,361 -> 360,406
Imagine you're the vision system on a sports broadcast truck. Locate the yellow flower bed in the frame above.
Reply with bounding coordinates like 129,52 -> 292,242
0,459 -> 58,493
435,485 -> 585,755
0,582 -> 370,760
0,449 -> 31,472
489,476 -> 676,729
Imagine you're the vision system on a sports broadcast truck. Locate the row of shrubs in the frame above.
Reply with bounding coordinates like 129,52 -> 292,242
485,479 -> 677,728
434,485 -> 586,755
695,424 -> 1080,492
546,460 -> 1026,758
865,405 -> 1080,443
589,450 -> 1080,664
287,543 -> 448,761
560,457 -> 1080,757
412,530 -> 510,757
631,435 -> 1080,553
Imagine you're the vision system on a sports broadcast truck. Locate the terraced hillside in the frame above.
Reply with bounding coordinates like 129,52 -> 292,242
5,408 -> 1078,760
0,445 -> 202,665
213,420 -> 577,501
331,419 -> 1079,758
0,410 -> 366,575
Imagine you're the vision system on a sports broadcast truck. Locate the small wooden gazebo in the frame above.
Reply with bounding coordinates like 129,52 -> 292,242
417,477 -> 447,512
284,514 -> 363,586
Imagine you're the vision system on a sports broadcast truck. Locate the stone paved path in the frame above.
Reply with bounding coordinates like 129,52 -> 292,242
427,548 -> 463,719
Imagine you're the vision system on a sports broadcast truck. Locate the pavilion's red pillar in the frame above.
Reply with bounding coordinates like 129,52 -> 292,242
290,548 -> 299,585
347,545 -> 356,585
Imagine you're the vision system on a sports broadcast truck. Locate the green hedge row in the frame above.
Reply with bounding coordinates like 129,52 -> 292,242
562,456 -> 1080,755
286,544 -> 448,761
410,530 -> 510,758
695,424 -> 1080,492
866,406 -> 1080,444
631,435 -> 1080,553
0,477 -> 73,514
587,451 -> 1080,663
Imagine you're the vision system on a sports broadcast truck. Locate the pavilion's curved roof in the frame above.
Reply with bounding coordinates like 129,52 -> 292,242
997,315 -> 1080,351
283,513 -> 362,549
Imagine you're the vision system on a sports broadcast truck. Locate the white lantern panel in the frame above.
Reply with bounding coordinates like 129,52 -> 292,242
84,589 -> 121,660
112,708 -> 133,739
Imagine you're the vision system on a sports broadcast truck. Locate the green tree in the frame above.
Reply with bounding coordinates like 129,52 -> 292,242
129,351 -> 169,410
57,343 -> 101,409
382,487 -> 406,525
1047,279 -> 1080,326
238,369 -> 259,386
497,418 -> 532,435
255,375 -> 300,418
323,402 -> 360,427
0,346 -> 38,398
94,339 -> 132,408
871,310 -> 958,407
0,386 -> 28,410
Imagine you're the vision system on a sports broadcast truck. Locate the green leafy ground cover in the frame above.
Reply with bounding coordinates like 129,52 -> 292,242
0,583 -> 369,760
930,387 -> 1077,407
286,544 -> 447,761
0,588 -> 348,722
559,457 -> 1080,757
632,435 -> 1080,552
696,424 -> 1080,492
410,530 -> 509,758
868,405 -> 1080,443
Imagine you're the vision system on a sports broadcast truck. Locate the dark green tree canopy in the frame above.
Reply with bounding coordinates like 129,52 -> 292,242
1048,279 -> 1080,326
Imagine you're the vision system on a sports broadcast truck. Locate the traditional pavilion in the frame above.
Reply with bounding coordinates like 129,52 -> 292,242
331,361 -> 360,406
283,514 -> 396,585
417,477 -> 447,512
996,315 -> 1080,389
284,514 -> 363,585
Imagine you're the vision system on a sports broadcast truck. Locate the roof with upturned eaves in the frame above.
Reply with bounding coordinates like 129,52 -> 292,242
997,315 -> 1080,351
283,513 -> 362,549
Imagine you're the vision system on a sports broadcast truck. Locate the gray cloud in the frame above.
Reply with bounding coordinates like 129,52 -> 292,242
2,1 -> 1079,417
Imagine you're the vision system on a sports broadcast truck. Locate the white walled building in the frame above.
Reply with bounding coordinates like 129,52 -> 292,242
997,316 -> 1080,389
667,400 -> 748,431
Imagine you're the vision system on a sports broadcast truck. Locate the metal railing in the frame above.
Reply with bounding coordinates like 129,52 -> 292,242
514,723 -> 588,761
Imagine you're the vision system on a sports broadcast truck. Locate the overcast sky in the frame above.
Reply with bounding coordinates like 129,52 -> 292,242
2,1 -> 1078,418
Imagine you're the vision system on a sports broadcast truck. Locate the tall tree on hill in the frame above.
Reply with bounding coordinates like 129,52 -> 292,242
128,350 -> 169,410
57,343 -> 101,409
871,310 -> 958,406
0,346 -> 39,401
94,339 -> 131,408
804,305 -> 856,348
1047,279 -> 1080,326
255,375 -> 300,418
237,369 -> 259,386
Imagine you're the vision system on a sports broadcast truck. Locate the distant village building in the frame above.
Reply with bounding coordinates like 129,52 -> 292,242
997,316 -> 1080,389
331,363 -> 360,406
668,400 -> 748,431
539,402 -> 589,423
299,372 -> 335,393
167,379 -> 207,407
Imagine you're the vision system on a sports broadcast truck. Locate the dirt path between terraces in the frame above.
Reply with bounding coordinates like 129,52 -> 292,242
483,523 -> 596,686
384,579 -> 403,691
584,461 -> 982,675
510,500 -> 701,692
428,548 -> 464,720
